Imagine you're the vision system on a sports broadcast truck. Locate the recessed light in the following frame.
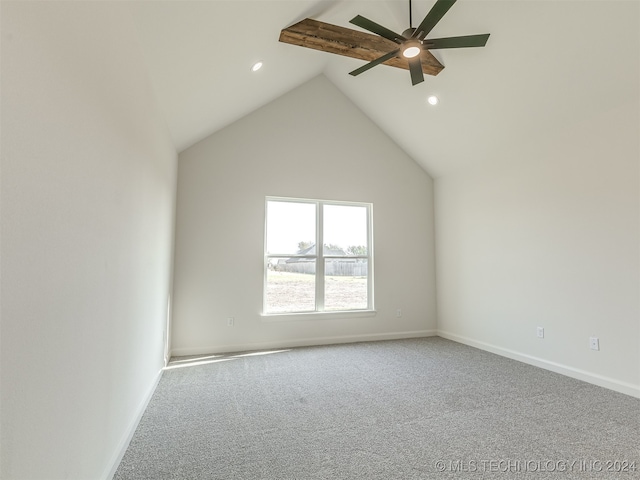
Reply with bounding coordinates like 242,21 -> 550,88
251,61 -> 263,72
427,95 -> 439,105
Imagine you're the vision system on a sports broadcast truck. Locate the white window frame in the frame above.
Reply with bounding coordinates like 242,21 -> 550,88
263,196 -> 374,317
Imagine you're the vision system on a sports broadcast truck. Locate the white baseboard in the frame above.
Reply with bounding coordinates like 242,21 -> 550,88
171,329 -> 437,357
438,330 -> 640,399
103,368 -> 164,480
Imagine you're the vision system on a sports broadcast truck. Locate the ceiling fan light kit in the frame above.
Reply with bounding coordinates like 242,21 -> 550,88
279,0 -> 490,86
402,40 -> 422,58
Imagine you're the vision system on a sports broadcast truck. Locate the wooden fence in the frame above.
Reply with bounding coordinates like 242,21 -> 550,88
276,259 -> 368,276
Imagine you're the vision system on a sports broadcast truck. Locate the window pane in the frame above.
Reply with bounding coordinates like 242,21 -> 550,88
323,204 -> 368,256
265,260 -> 316,313
324,259 -> 368,311
266,201 -> 315,255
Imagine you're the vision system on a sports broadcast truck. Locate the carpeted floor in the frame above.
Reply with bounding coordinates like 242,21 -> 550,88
113,337 -> 640,479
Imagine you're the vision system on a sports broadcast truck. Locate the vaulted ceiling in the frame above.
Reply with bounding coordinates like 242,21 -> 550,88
127,1 -> 639,178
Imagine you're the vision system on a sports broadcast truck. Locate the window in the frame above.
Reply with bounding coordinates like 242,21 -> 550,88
264,197 -> 373,315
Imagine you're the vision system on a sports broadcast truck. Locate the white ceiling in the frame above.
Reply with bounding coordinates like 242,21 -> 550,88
127,0 -> 639,178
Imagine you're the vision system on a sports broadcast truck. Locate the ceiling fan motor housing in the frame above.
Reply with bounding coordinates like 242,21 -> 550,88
402,27 -> 417,38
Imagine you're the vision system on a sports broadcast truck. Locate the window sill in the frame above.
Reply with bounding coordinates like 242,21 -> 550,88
261,310 -> 377,322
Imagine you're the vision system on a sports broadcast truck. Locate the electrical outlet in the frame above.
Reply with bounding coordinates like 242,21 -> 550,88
589,336 -> 599,351
396,309 -> 402,318
536,327 -> 544,339
227,317 -> 235,327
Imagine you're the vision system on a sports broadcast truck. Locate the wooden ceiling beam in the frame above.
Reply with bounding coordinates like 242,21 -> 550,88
279,18 -> 444,76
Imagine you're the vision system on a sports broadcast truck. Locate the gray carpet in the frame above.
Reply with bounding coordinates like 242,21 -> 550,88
114,337 -> 640,479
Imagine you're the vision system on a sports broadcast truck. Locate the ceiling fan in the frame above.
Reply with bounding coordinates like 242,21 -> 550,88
279,0 -> 490,86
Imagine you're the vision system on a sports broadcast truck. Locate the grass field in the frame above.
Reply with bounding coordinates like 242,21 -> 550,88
265,271 -> 367,313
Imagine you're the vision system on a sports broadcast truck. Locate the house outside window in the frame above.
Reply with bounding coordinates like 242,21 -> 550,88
264,197 -> 373,315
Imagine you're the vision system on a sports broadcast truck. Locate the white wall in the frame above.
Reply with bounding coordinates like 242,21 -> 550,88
435,96 -> 640,396
172,75 -> 436,355
1,2 -> 177,479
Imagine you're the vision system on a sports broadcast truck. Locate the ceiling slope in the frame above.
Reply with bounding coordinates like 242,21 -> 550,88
128,1 -> 639,178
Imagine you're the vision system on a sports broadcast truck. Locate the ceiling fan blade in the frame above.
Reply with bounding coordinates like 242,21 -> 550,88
412,0 -> 457,40
350,15 -> 405,44
424,33 -> 490,49
349,49 -> 400,77
408,56 -> 425,85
